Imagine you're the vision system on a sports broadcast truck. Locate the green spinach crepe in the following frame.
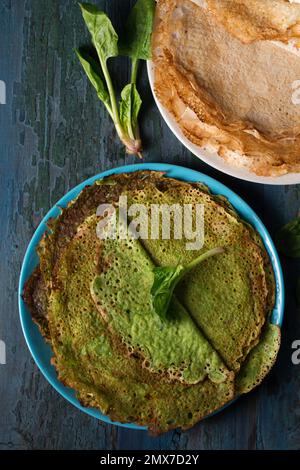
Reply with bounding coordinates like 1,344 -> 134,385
23,171 -> 280,433
124,178 -> 275,372
24,214 -> 234,433
91,218 -> 229,385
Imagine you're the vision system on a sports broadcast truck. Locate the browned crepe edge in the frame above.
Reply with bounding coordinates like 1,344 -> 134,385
206,0 -> 300,45
153,0 -> 300,176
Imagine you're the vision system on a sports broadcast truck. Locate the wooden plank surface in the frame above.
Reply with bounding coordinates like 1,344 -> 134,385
0,0 -> 299,450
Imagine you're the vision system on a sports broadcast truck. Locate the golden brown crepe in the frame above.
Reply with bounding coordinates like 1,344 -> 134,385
153,0 -> 300,176
204,0 -> 300,44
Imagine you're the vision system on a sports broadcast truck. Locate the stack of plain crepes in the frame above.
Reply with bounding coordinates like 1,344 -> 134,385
153,0 -> 300,176
23,172 -> 280,434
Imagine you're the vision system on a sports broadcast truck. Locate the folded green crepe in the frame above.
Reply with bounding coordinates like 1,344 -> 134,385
236,323 -> 281,394
91,218 -> 229,385
124,177 -> 273,372
23,171 -> 280,433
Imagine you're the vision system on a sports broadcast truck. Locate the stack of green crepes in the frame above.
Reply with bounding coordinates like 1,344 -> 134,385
23,172 -> 280,434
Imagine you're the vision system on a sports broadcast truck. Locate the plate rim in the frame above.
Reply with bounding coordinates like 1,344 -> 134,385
18,162 -> 285,430
147,61 -> 300,186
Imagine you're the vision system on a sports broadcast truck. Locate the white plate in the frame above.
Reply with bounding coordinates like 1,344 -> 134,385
147,61 -> 300,185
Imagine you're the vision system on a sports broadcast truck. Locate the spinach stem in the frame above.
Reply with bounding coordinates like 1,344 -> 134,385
126,88 -> 136,141
97,52 -> 121,127
104,101 -> 114,120
131,58 -> 139,84
185,247 -> 224,273
126,57 -> 142,157
97,53 -> 142,156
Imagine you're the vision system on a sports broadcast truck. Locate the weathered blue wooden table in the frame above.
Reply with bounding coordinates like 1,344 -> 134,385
0,0 -> 299,450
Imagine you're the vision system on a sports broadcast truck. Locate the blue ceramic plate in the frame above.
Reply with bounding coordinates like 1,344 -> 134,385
18,163 -> 285,430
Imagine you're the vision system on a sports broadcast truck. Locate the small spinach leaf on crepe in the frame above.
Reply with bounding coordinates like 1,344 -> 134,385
151,247 -> 224,319
151,265 -> 185,320
276,216 -> 300,258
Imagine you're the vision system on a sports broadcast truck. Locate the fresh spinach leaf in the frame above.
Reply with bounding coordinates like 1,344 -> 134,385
79,3 -> 120,127
119,83 -> 142,144
276,216 -> 300,258
75,49 -> 112,112
151,247 -> 224,319
79,3 -> 118,63
151,265 -> 185,320
120,0 -> 156,60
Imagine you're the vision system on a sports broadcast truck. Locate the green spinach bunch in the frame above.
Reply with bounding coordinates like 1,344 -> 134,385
76,0 -> 155,157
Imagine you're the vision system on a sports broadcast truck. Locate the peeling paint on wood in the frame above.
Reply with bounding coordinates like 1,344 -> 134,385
0,0 -> 300,450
